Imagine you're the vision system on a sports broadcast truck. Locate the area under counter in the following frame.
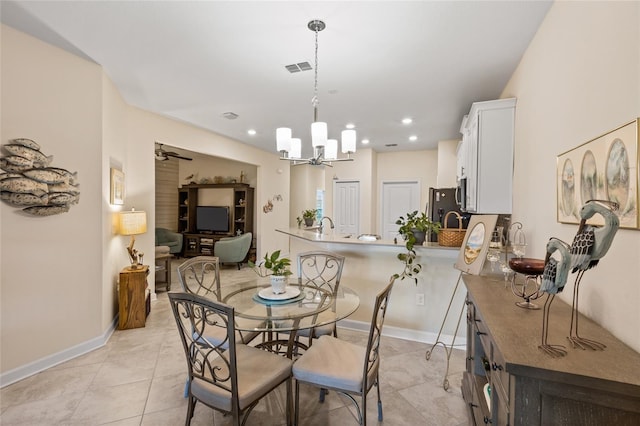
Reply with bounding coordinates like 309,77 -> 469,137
277,227 -> 465,344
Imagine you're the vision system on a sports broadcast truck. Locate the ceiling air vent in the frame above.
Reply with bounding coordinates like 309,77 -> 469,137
285,62 -> 312,73
222,112 -> 239,120
385,143 -> 398,147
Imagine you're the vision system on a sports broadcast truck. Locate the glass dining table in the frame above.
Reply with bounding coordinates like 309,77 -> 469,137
216,278 -> 360,358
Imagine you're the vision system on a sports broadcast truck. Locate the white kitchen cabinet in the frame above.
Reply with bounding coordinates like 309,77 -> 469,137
459,98 -> 516,214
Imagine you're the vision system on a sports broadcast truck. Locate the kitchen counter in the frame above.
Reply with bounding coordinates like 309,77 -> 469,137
276,227 -> 459,251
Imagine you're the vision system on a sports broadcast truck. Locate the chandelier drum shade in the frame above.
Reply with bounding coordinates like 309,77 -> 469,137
277,19 -> 356,166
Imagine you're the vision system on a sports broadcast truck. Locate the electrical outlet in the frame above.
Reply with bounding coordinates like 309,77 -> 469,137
416,293 -> 425,306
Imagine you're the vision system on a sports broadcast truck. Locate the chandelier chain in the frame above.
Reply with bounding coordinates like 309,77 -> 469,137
312,25 -> 319,114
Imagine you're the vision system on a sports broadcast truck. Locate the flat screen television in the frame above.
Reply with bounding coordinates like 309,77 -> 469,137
196,206 -> 230,233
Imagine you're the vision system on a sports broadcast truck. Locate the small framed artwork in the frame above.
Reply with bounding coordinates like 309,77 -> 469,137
557,118 -> 639,229
454,214 -> 498,275
110,168 -> 125,205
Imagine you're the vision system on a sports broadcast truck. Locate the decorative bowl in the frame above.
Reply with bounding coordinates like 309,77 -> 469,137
508,257 -> 545,275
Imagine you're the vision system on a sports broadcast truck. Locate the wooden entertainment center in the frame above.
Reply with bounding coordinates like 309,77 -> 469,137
462,274 -> 640,425
178,183 -> 254,257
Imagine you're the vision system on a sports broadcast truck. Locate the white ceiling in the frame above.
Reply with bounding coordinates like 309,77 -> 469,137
1,1 -> 552,158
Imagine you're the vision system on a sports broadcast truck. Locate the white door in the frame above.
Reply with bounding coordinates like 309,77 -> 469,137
334,180 -> 359,235
381,181 -> 421,239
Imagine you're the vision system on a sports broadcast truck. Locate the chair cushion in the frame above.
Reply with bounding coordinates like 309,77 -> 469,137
191,344 -> 292,412
296,310 -> 336,338
293,335 -> 373,393
195,316 -> 265,348
155,245 -> 171,256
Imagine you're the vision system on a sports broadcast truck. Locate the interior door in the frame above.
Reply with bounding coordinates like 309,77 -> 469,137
381,181 -> 421,239
333,180 -> 360,235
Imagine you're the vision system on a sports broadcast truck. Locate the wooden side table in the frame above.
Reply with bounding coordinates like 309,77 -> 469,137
118,265 -> 150,330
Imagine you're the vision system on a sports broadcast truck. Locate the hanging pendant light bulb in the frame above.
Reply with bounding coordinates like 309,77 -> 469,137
275,19 -> 356,166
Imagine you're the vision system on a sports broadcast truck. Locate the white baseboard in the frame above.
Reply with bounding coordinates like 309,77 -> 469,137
0,317 -> 118,388
337,318 -> 467,348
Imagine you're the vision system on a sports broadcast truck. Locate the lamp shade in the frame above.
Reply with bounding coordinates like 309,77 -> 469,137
325,139 -> 338,160
341,129 -> 356,153
289,138 -> 302,159
118,209 -> 147,236
311,122 -> 327,147
276,127 -> 292,152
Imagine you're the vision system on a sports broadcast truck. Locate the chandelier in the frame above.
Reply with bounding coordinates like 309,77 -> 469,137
276,19 -> 356,166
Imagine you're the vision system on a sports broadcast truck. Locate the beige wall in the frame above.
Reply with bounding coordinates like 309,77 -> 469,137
1,25 -> 104,373
502,1 -> 640,351
437,139 -> 459,188
0,24 -> 290,383
376,150 -> 438,231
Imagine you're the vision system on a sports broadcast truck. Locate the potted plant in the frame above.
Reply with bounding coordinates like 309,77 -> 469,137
394,211 -> 441,284
248,250 -> 293,294
302,209 -> 318,227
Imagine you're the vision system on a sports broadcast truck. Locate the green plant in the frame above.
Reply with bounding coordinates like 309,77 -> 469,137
296,216 -> 303,227
248,250 -> 293,277
302,209 -> 318,220
393,211 -> 441,284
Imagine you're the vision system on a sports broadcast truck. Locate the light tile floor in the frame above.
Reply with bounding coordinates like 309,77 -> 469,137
0,262 -> 468,425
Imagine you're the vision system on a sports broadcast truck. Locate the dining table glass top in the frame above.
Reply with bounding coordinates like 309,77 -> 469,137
216,278 -> 360,333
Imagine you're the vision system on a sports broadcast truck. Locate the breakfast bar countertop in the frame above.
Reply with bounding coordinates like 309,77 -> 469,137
276,227 -> 459,251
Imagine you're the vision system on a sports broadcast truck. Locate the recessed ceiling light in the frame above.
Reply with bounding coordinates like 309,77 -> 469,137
247,129 -> 256,136
345,123 -> 355,129
409,135 -> 417,142
362,139 -> 370,145
402,117 -> 412,125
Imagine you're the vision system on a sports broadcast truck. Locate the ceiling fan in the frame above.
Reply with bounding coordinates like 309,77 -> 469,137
155,142 -> 192,161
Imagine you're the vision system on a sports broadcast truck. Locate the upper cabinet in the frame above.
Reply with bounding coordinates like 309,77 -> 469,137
459,98 -> 516,214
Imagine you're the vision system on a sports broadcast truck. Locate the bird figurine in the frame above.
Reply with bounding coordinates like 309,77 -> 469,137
539,237 -> 572,357
567,199 -> 619,350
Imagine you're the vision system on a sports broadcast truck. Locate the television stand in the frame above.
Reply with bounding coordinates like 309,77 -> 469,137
183,233 -> 233,257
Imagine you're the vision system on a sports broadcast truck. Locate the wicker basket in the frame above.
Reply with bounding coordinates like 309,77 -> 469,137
438,211 -> 466,247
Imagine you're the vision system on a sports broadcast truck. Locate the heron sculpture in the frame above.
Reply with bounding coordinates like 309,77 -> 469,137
539,237 -> 572,357
568,199 -> 620,350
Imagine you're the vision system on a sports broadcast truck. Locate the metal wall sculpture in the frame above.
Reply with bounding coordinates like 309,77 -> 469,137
0,138 -> 79,216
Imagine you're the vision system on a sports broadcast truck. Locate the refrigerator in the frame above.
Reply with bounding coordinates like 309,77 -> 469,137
426,187 -> 467,242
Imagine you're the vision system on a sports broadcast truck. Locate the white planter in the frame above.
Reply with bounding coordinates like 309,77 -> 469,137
270,275 -> 288,294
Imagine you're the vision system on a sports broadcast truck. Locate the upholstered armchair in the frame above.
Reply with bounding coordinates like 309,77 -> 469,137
214,232 -> 252,269
155,227 -> 183,254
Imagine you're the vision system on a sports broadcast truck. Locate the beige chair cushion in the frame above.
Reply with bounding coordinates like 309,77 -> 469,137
296,310 -> 336,338
191,344 -> 292,412
155,245 -> 171,255
292,335 -> 378,393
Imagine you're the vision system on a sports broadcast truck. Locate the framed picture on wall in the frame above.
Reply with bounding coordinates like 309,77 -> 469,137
454,214 -> 498,275
556,118 -> 639,229
110,168 -> 125,205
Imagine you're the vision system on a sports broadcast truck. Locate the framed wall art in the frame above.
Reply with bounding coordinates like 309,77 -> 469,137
557,118 -> 639,229
454,214 -> 498,275
110,168 -> 125,205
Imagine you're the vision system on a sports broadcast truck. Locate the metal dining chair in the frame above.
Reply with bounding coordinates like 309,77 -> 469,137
294,250 -> 345,346
176,256 -> 262,346
169,292 -> 293,426
293,276 -> 396,425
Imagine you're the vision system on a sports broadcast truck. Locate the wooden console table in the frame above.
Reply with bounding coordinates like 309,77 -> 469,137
462,274 -> 640,425
118,265 -> 150,330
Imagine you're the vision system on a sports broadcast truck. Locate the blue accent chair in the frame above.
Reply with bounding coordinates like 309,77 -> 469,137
214,232 -> 252,269
155,228 -> 183,255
